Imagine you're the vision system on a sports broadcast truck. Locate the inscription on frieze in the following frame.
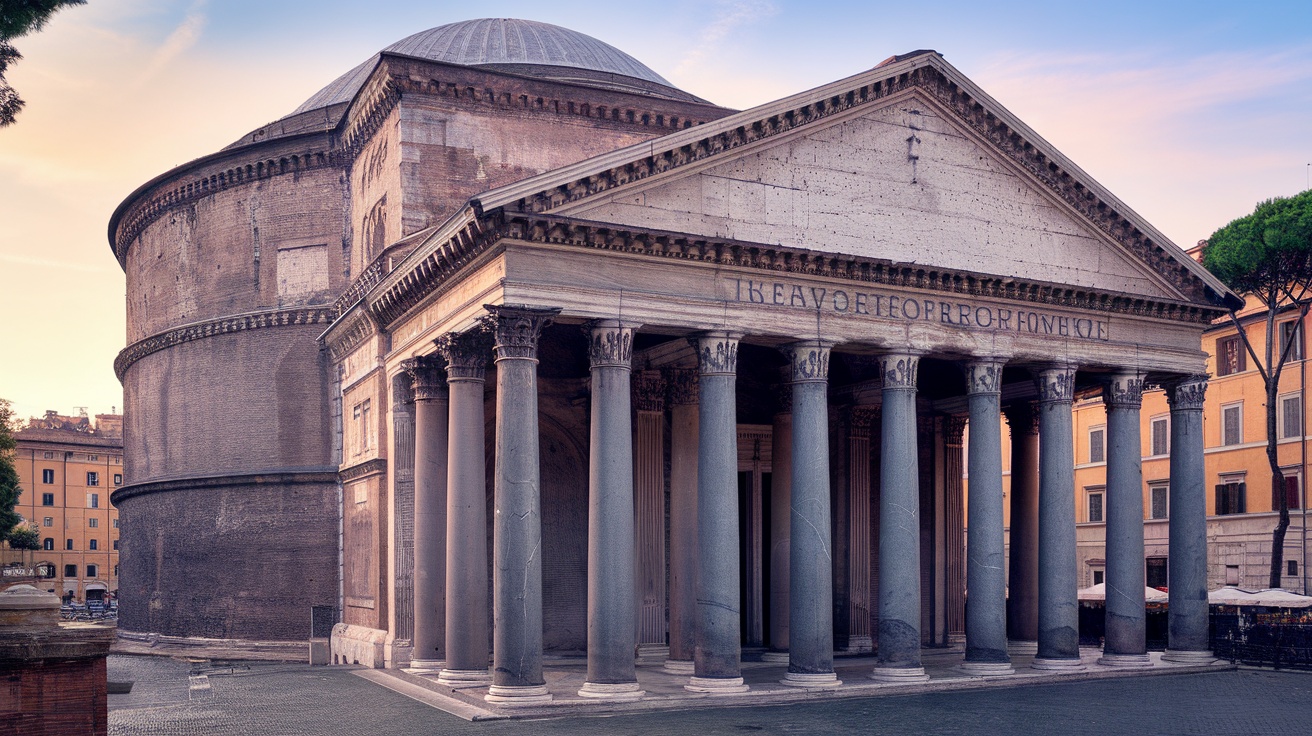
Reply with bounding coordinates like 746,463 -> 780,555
729,278 -> 1110,341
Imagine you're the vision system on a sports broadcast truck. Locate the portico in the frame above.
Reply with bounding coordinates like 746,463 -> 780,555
321,50 -> 1235,703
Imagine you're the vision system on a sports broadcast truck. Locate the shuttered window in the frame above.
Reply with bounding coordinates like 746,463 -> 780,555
1222,404 -> 1242,446
1089,426 -> 1106,464
1280,395 -> 1302,440
1215,481 -> 1246,515
1150,484 -> 1168,519
1150,417 -> 1169,456
1274,475 -> 1301,511
1217,336 -> 1246,376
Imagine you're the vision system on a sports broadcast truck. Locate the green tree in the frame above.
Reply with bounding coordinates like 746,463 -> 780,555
5,522 -> 39,550
0,398 -> 20,541
1203,189 -> 1312,589
0,0 -> 86,126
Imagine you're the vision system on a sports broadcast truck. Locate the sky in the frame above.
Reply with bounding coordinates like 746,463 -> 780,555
1,0 -> 1309,423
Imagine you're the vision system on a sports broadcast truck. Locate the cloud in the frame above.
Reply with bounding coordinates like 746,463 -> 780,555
132,0 -> 208,87
0,252 -> 117,275
673,0 -> 779,77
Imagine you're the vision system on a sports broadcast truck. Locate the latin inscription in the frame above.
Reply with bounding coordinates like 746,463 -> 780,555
731,278 -> 1110,340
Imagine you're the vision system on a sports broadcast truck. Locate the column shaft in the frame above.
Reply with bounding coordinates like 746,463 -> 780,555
782,342 -> 838,688
687,333 -> 748,693
768,408 -> 792,657
873,354 -> 928,681
963,361 -> 1012,674
665,370 -> 699,673
580,322 -> 643,699
1101,373 -> 1150,665
407,357 -> 447,671
1005,405 -> 1040,643
1034,367 -> 1082,668
436,328 -> 491,684
1164,377 -> 1212,662
486,306 -> 558,704
633,371 -> 668,660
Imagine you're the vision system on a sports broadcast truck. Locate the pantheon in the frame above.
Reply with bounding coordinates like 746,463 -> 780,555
110,18 -> 1236,699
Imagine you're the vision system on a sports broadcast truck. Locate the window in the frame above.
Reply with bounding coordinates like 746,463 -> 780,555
86,564 -> 97,578
1150,484 -> 1169,519
1150,416 -> 1169,456
1089,426 -> 1106,464
1216,479 -> 1247,515
351,399 -> 374,456
41,469 -> 54,484
65,539 -> 73,550
1217,336 -> 1246,376
42,517 -> 52,527
114,565 -> 119,577
1087,489 -> 1105,523
42,538 -> 53,551
1092,570 -> 1105,586
1290,560 -> 1300,578
1280,394 -> 1302,440
1282,319 -> 1304,361
87,493 -> 99,509
1276,474 -> 1302,511
1226,565 -> 1241,585
112,539 -> 119,551
86,472 -> 99,487
64,564 -> 77,578
88,455 -> 98,462
1221,403 -> 1243,446
88,518 -> 98,528
113,519 -> 119,529
41,493 -> 54,506
42,451 -> 54,460
114,474 -> 122,486
89,539 -> 98,551
1146,557 -> 1169,588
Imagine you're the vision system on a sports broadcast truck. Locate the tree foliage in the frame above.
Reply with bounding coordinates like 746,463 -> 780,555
0,0 -> 86,126
1203,189 -> 1312,589
0,398 -> 20,541
5,522 -> 40,550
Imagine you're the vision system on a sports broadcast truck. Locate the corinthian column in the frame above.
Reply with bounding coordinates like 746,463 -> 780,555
405,355 -> 447,673
872,353 -> 929,682
686,331 -> 749,694
485,305 -> 559,705
1032,366 -> 1083,671
579,321 -> 644,700
1100,372 -> 1151,667
1162,376 -> 1214,663
435,325 -> 492,685
1004,403 -> 1040,648
780,341 -> 840,689
962,359 -> 1013,675
664,369 -> 699,675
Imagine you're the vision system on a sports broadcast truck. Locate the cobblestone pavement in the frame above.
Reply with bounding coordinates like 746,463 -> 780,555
108,655 -> 1312,735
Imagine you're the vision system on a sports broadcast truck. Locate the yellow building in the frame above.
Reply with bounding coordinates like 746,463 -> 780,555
8,411 -> 123,602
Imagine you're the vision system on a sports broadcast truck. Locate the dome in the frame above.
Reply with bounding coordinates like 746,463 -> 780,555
291,18 -> 695,115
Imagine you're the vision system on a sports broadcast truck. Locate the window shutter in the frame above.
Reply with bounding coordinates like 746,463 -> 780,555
1215,484 -> 1225,515
1284,397 -> 1302,440
1286,475 -> 1301,511
1237,482 -> 1247,513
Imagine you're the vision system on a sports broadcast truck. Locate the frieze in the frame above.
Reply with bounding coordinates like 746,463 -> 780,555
435,320 -> 493,381
488,305 -> 559,361
783,341 -> 831,383
1103,372 -> 1146,410
1166,375 -> 1208,412
632,370 -> 666,413
586,321 -> 635,369
1035,367 -> 1077,404
115,307 -> 337,380
879,354 -> 919,390
402,355 -> 446,401
966,360 -> 1005,395
691,333 -> 740,376
340,458 -> 387,483
665,368 -> 699,406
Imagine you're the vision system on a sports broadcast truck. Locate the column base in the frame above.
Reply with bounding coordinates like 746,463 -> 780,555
870,666 -> 930,683
578,682 -> 645,700
1097,653 -> 1153,668
761,650 -> 790,663
405,659 -> 444,674
685,676 -> 750,694
663,659 -> 695,675
781,671 -> 841,689
436,668 -> 491,686
1031,657 -> 1085,672
485,684 -> 553,705
1161,649 -> 1217,665
1007,640 -> 1039,656
960,661 -> 1016,677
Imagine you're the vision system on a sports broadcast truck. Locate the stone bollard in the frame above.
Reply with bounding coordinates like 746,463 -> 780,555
0,584 -> 115,735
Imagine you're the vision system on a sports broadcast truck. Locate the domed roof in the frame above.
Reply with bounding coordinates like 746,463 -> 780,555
291,18 -> 692,115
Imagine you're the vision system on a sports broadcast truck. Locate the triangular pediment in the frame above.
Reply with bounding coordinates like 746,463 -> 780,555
472,53 -> 1235,309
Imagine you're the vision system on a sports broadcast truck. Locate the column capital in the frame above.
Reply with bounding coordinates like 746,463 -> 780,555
851,405 -> 879,434
1034,366 -> 1077,404
486,305 -> 560,361
435,322 -> 493,382
665,368 -> 700,406
782,340 -> 832,383
689,331 -> 741,376
402,355 -> 446,402
633,370 -> 666,413
878,353 -> 920,390
946,414 -> 968,446
1102,372 -> 1146,410
965,359 -> 1005,396
1165,375 -> 1209,411
585,320 -> 637,369
1002,402 -> 1039,436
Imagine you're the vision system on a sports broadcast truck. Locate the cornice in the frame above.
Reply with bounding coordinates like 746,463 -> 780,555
340,458 -> 387,483
324,308 -> 378,363
115,307 -> 337,380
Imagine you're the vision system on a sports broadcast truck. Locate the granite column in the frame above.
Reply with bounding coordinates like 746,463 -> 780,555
1033,366 -> 1083,671
1100,372 -> 1151,667
664,369 -> 699,675
1163,376 -> 1214,663
1004,403 -> 1040,647
963,360 -> 1013,675
406,356 -> 447,673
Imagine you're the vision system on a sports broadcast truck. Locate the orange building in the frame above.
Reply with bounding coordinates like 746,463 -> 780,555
8,411 -> 123,602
